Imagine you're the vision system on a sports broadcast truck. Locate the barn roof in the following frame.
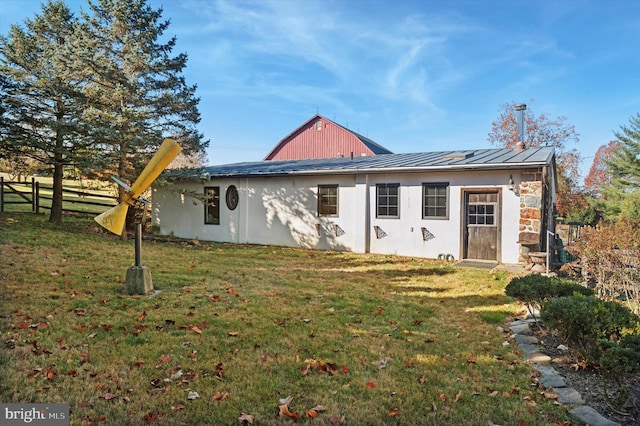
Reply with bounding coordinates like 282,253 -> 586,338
263,114 -> 392,160
201,146 -> 555,178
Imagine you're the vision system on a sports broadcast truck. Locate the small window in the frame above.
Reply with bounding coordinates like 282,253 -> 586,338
468,203 -> 496,226
423,182 -> 449,219
318,185 -> 338,216
315,118 -> 322,131
376,183 -> 399,218
204,186 -> 220,225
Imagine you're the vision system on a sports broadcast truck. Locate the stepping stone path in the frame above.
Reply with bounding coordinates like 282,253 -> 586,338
509,317 -> 621,426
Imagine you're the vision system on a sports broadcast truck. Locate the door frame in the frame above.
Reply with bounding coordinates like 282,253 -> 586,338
459,188 -> 502,261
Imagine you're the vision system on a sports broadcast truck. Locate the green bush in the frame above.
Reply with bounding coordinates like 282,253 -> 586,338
597,334 -> 640,410
504,274 -> 593,317
540,295 -> 639,364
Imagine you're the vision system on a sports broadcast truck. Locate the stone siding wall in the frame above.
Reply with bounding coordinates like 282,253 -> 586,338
518,181 -> 543,261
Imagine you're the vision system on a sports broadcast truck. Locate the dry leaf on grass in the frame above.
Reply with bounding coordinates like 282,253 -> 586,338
238,413 -> 254,424
213,391 -> 230,401
155,354 -> 172,368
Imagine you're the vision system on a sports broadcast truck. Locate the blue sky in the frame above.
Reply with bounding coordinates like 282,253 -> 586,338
2,0 -> 639,181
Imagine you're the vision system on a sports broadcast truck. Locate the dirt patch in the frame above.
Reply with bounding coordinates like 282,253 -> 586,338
537,331 -> 640,425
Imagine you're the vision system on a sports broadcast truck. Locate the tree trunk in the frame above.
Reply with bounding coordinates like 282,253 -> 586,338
49,162 -> 64,224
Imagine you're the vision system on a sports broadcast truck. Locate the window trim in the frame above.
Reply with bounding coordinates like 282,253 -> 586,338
422,182 -> 449,220
204,186 -> 220,225
376,183 -> 400,219
317,184 -> 339,217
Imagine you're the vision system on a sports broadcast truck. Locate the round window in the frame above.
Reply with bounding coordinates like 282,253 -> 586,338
226,185 -> 239,210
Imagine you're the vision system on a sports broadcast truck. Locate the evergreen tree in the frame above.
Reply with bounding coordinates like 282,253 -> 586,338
601,114 -> 640,220
0,1 -> 89,224
73,0 -> 207,217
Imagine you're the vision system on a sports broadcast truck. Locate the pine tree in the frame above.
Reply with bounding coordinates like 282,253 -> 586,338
73,0 -> 207,217
0,1 -> 89,224
600,114 -> 640,220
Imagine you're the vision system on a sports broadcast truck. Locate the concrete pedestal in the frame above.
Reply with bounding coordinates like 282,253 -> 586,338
124,266 -> 154,295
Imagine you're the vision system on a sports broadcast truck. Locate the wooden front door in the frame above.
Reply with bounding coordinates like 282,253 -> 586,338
464,191 -> 500,261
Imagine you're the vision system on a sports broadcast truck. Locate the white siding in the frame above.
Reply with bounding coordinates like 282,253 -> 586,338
152,169 -> 524,263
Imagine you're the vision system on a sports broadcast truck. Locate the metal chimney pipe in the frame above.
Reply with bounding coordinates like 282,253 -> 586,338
514,103 -> 527,150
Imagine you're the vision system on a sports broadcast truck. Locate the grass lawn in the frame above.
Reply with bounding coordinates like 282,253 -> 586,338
0,213 -> 572,425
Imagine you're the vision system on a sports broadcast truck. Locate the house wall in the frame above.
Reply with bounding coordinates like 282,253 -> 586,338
152,169 -> 526,263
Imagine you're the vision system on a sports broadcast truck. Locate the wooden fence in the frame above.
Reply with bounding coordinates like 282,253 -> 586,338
0,177 -> 118,215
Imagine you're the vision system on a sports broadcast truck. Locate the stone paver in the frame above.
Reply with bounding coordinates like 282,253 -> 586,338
509,316 -> 621,426
570,406 -> 621,426
555,387 -> 585,405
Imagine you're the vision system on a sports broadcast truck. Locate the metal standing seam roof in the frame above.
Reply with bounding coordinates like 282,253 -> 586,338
202,147 -> 555,178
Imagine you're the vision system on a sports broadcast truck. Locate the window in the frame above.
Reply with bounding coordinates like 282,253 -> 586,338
468,204 -> 495,225
423,182 -> 449,219
315,118 -> 322,130
318,185 -> 338,216
376,183 -> 399,218
204,186 -> 220,225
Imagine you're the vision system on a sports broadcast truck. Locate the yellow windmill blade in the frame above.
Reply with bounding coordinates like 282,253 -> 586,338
95,138 -> 182,235
128,138 -> 182,201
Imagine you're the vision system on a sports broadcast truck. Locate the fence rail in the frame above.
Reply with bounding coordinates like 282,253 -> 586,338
0,177 -> 118,215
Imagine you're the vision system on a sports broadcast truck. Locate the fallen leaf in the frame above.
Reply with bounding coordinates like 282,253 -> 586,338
44,366 -> 56,381
155,354 -> 172,368
228,331 -> 239,337
455,391 -> 462,403
238,413 -> 254,424
136,311 -> 147,322
279,403 -> 299,420
329,415 -> 345,426
388,408 -> 400,416
213,391 -> 230,401
341,364 -> 349,374
543,392 -> 558,400
279,396 -> 294,405
304,408 -> 318,419
215,363 -> 224,378
191,325 -> 203,335
171,404 -> 184,410
467,353 -> 477,364
418,375 -> 426,384
523,396 -> 537,406
143,412 -> 166,423
79,352 -> 91,365
187,391 -> 200,400
439,393 -> 447,402
366,381 -> 376,389
100,393 -> 117,400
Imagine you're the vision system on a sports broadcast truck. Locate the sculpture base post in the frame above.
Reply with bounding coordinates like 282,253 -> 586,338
125,266 -> 154,295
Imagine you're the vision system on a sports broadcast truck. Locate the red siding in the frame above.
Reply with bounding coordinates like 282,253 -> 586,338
265,116 -> 377,160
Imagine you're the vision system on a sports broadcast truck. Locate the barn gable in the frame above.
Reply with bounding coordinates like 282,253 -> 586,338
264,114 -> 393,160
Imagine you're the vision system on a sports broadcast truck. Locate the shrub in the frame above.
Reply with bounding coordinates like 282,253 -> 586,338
540,295 -> 639,364
570,218 -> 640,315
598,334 -> 640,411
504,274 -> 593,319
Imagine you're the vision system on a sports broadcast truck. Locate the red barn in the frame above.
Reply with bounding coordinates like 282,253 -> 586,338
264,114 -> 393,160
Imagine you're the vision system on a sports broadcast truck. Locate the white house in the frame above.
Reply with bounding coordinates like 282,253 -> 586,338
152,146 -> 557,265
